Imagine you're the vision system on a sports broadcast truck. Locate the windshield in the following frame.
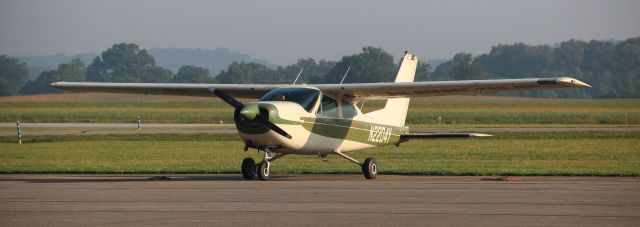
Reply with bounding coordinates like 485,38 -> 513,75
259,88 -> 320,112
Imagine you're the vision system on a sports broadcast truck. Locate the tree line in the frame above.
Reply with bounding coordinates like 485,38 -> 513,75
433,37 -> 640,98
1,44 -> 429,96
1,37 -> 639,98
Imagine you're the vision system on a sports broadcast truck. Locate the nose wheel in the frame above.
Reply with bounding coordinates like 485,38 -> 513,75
257,162 -> 270,180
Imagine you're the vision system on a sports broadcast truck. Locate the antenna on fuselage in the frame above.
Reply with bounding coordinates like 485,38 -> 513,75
339,66 -> 351,84
292,68 -> 304,85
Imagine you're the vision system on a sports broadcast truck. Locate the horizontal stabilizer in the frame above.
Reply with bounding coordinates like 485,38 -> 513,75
400,133 -> 492,139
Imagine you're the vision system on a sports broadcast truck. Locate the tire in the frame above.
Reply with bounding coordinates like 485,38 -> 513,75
362,157 -> 377,180
241,158 -> 256,180
257,162 -> 271,181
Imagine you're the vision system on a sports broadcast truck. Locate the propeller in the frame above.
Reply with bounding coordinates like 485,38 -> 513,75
211,88 -> 244,109
209,88 -> 292,139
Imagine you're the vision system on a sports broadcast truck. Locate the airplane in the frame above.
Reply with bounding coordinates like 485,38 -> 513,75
51,51 -> 591,180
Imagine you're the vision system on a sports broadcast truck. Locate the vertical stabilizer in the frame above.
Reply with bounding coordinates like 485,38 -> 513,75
365,52 -> 418,126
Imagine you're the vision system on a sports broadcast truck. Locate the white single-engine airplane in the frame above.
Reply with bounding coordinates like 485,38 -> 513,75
51,51 -> 590,180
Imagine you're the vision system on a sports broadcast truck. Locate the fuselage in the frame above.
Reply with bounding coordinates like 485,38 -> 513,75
234,87 -> 409,155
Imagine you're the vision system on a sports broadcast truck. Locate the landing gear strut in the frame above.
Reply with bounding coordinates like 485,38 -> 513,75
334,150 -> 378,180
241,146 -> 287,181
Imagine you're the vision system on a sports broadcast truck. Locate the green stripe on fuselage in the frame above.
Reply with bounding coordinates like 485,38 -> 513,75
301,117 -> 408,146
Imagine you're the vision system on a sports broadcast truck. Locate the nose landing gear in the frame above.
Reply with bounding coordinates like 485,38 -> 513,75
241,146 -> 286,181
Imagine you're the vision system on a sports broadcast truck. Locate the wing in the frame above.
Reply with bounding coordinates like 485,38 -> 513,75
50,82 -> 284,99
51,77 -> 590,100
315,77 -> 591,100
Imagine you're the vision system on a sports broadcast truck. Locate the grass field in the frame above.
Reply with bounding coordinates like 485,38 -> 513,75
1,132 -> 638,176
2,93 -> 638,176
1,93 -> 639,125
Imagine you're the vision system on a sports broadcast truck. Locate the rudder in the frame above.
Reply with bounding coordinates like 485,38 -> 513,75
366,51 -> 418,126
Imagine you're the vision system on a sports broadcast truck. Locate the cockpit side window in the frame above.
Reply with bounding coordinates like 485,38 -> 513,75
317,95 -> 338,118
259,88 -> 320,112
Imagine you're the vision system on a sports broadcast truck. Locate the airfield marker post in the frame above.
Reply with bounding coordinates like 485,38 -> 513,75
137,116 -> 141,131
17,121 -> 22,144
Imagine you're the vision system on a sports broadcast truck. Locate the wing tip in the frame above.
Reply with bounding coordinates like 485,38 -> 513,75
50,82 -> 63,88
469,133 -> 493,137
556,77 -> 591,88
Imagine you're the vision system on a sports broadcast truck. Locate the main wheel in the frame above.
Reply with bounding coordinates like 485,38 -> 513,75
241,158 -> 256,179
362,157 -> 377,180
257,162 -> 271,181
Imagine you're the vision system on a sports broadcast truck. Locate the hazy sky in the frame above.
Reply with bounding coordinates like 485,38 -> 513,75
1,0 -> 638,65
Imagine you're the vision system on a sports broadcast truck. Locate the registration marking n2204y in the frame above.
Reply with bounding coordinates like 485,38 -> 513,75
368,125 -> 392,143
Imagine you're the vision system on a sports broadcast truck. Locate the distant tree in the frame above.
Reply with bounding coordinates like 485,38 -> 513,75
86,43 -> 171,82
171,65 -> 213,83
450,53 -> 485,80
21,58 -> 85,94
476,43 -> 553,77
0,55 -> 29,96
277,58 -> 335,84
323,47 -> 396,83
414,62 -> 431,81
216,62 -> 283,84
553,39 -> 587,73
615,37 -> 640,74
141,66 -> 172,83
431,37 -> 640,98
582,40 -> 615,73
432,59 -> 455,80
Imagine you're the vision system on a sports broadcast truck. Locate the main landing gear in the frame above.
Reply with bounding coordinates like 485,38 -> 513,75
241,146 -> 287,181
334,150 -> 377,180
240,147 -> 377,180
362,157 -> 378,180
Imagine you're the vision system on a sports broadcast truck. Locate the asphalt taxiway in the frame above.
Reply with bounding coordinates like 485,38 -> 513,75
0,174 -> 638,226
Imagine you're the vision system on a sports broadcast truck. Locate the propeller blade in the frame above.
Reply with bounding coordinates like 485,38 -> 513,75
209,88 -> 244,109
208,87 -> 291,139
255,114 -> 293,139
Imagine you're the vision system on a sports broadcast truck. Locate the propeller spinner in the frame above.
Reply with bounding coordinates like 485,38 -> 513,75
209,88 -> 292,139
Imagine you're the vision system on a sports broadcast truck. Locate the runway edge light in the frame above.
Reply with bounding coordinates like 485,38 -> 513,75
17,120 -> 22,144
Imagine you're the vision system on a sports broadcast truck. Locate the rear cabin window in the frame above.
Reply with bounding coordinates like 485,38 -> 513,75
341,101 -> 357,118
